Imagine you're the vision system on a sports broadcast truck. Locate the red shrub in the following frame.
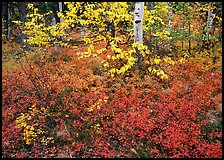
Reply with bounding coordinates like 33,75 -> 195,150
2,49 -> 222,158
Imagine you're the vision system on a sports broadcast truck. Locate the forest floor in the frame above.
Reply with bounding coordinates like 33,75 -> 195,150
2,38 -> 222,158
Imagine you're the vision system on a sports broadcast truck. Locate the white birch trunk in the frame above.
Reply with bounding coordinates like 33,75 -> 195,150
81,23 -> 84,37
58,2 -> 66,41
58,2 -> 63,23
168,2 -> 173,50
52,17 -> 58,52
206,2 -> 214,40
133,2 -> 145,71
168,2 -> 172,33
7,2 -> 10,39
134,2 -> 145,44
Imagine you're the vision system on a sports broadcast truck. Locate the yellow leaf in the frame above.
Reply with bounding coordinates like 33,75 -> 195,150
148,67 -> 152,72
95,123 -> 100,127
131,148 -> 138,155
103,62 -> 109,68
154,58 -> 161,64
88,106 -> 94,112
179,58 -> 185,64
107,55 -> 111,59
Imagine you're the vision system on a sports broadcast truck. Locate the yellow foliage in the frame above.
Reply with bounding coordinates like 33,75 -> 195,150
88,96 -> 109,112
15,104 -> 51,145
91,123 -> 101,133
154,58 -> 161,64
15,2 -> 183,80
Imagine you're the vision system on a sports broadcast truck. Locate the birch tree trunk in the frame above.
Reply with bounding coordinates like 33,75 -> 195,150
58,2 -> 63,23
168,2 -> 172,33
52,16 -> 59,53
7,2 -> 10,39
58,2 -> 66,41
133,2 -> 145,72
134,2 -> 144,44
168,2 -> 173,52
80,23 -> 84,37
206,2 -> 214,42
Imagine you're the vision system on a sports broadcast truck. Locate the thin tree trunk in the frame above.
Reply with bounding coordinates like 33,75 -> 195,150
2,2 -> 8,39
18,2 -> 26,45
182,21 -> 185,50
58,2 -> 63,23
168,2 -> 173,52
58,2 -> 66,41
182,3 -> 185,51
186,4 -> 191,54
188,19 -> 191,54
206,2 -> 214,42
52,2 -> 60,23
110,22 -> 115,38
134,2 -> 144,44
7,3 -> 11,39
149,2 -> 154,46
105,3 -> 115,47
52,16 -> 59,53
168,2 -> 172,33
2,2 -> 7,20
134,2 -> 145,72
80,23 -> 84,37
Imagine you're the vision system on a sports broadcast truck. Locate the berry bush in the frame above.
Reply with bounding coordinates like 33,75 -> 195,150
2,45 -> 222,158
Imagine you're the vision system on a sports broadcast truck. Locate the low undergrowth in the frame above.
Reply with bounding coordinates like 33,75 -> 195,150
2,44 -> 222,158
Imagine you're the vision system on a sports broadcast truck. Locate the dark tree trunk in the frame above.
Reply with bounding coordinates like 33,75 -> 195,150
18,2 -> 26,45
182,3 -> 186,51
105,3 -> 116,48
2,2 -> 7,20
110,22 -> 115,38
52,2 -> 60,23
182,21 -> 184,50
2,2 -> 8,39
